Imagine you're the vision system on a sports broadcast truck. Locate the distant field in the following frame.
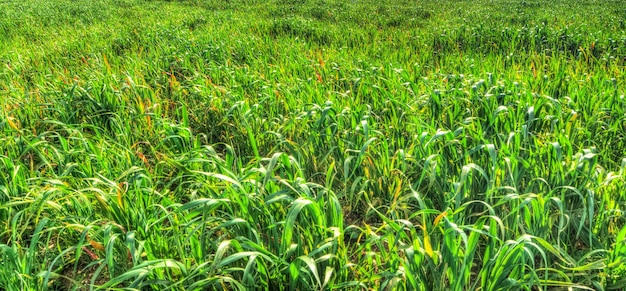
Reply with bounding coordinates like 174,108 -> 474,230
1,0 -> 625,289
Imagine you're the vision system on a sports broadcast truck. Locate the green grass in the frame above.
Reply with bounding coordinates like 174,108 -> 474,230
1,0 -> 625,289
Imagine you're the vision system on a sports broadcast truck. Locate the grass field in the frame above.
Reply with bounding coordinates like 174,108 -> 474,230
1,0 -> 626,289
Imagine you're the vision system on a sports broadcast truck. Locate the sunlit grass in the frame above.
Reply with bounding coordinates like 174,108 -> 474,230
1,0 -> 626,289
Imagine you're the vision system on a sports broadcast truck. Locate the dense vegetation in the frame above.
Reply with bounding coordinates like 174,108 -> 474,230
1,0 -> 625,289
